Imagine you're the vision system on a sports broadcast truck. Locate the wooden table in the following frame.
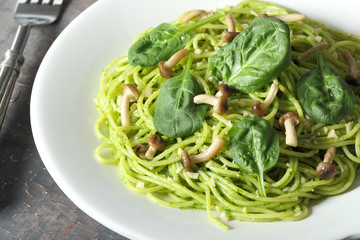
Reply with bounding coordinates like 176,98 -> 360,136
0,1 -> 128,239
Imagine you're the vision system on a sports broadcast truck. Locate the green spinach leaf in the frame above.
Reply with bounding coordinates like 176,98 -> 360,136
209,17 -> 291,93
152,53 -> 207,138
129,12 -> 223,66
297,52 -> 355,124
229,116 -> 279,197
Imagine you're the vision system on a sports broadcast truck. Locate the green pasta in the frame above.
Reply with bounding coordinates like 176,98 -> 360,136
94,0 -> 360,230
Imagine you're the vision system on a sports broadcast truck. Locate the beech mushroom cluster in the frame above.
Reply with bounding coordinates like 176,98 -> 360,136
292,42 -> 329,66
341,49 -> 360,86
135,135 -> 165,159
251,83 -> 279,117
194,84 -> 232,115
180,136 -> 225,172
278,112 -> 300,147
158,49 -> 189,78
120,84 -> 139,126
221,14 -> 239,43
316,146 -> 337,180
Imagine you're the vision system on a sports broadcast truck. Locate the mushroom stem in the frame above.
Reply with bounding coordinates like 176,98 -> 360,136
341,49 -> 360,86
341,49 -> 358,73
284,118 -> 298,147
145,147 -> 157,159
194,94 -> 218,105
165,49 -> 189,69
121,84 -> 139,126
158,49 -> 188,78
221,14 -> 239,43
190,136 -> 225,163
251,84 -> 279,117
194,94 -> 228,115
260,83 -> 279,109
278,112 -> 300,147
293,42 -> 329,65
226,14 -> 236,32
181,10 -> 212,23
272,14 -> 305,22
323,146 -> 336,163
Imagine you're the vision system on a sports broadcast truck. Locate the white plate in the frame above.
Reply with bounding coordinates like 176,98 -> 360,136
30,0 -> 360,239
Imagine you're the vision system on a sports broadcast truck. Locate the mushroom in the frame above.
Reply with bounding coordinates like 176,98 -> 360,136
158,49 -> 188,78
145,135 -> 165,159
278,112 -> 300,147
271,14 -> 305,22
180,136 -> 226,172
121,84 -> 139,126
251,83 -> 279,117
215,83 -> 232,98
180,151 -> 194,172
341,49 -> 360,86
292,42 -> 329,66
316,146 -> 337,180
181,10 -> 213,23
258,13 -> 305,22
221,14 -> 239,43
194,93 -> 228,115
135,144 -> 149,158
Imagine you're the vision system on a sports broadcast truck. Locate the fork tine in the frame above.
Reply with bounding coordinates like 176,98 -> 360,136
53,0 -> 63,5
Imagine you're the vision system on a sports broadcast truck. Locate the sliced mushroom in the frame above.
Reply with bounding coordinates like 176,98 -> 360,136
251,83 -> 279,117
221,14 -> 239,43
145,135 -> 165,159
278,112 -> 300,147
180,136 -> 225,172
158,49 -> 188,78
181,9 -> 213,23
316,146 -> 337,180
292,42 -> 329,66
341,49 -> 360,86
121,84 -> 139,126
194,93 -> 228,115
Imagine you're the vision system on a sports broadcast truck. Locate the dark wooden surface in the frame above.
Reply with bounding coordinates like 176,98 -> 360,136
0,1 -> 128,239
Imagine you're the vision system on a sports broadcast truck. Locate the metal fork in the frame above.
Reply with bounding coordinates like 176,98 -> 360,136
0,0 -> 63,129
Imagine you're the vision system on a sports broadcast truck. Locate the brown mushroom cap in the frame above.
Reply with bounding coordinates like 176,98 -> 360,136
219,84 -> 232,98
214,96 -> 228,115
221,31 -> 239,43
147,135 -> 165,151
278,112 -> 300,130
158,61 -> 173,78
316,162 -> 337,180
122,84 -> 139,100
345,72 -> 360,86
135,144 -> 149,155
251,100 -> 264,117
181,151 -> 194,172
292,57 -> 301,67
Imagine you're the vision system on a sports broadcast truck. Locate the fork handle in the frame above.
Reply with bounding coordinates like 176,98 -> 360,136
0,24 -> 31,129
